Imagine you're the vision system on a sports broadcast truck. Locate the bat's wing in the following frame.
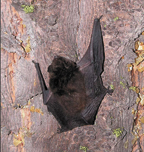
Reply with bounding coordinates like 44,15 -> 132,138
78,16 -> 105,98
79,17 -> 112,124
32,61 -> 52,105
78,16 -> 104,74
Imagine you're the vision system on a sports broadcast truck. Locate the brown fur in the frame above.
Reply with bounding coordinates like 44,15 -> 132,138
48,56 -> 87,115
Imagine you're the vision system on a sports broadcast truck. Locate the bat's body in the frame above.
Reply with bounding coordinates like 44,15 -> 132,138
33,17 -> 113,132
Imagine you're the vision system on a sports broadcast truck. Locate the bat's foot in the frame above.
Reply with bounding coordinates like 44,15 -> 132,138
107,86 -> 114,95
57,127 -> 61,133
57,126 -> 69,133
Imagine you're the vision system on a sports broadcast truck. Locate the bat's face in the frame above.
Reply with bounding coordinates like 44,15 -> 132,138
48,56 -> 78,78
48,56 -> 79,94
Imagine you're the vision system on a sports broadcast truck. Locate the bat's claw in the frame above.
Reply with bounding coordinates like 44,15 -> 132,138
94,15 -> 103,22
99,15 -> 103,20
57,127 -> 61,134
57,126 -> 68,133
32,60 -> 38,65
107,86 -> 114,96
32,60 -> 36,64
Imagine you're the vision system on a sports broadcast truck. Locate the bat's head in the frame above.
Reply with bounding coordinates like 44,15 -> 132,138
48,56 -> 79,94
48,56 -> 78,76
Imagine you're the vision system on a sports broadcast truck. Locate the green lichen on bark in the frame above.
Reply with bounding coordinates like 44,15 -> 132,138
21,5 -> 34,13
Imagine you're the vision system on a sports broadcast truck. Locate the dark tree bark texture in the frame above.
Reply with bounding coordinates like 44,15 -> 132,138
1,0 -> 144,152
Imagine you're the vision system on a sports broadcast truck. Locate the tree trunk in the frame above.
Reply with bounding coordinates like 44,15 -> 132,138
1,0 -> 144,152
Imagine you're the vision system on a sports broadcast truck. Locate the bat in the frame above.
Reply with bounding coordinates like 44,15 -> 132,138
32,16 -> 113,132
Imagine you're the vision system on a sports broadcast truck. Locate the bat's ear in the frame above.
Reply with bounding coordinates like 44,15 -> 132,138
54,55 -> 58,59
72,62 -> 79,72
54,55 -> 61,59
48,65 -> 52,72
75,62 -> 79,69
63,60 -> 78,72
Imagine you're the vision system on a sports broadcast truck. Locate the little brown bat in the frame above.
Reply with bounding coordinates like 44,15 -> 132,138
32,16 -> 113,132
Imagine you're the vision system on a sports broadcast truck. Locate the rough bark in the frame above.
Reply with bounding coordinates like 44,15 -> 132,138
1,0 -> 144,152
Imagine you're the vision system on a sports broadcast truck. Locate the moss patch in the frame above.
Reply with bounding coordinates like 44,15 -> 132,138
113,128 -> 123,138
21,5 -> 34,13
